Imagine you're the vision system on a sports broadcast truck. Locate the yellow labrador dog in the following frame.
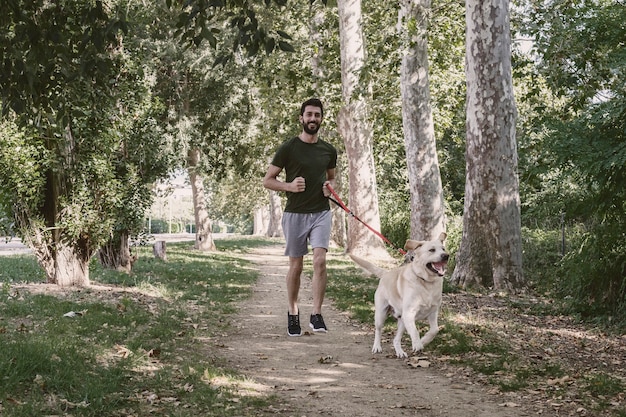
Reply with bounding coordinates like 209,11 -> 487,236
350,233 -> 448,358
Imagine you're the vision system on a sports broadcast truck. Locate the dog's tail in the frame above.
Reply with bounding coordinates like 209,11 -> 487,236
349,254 -> 387,279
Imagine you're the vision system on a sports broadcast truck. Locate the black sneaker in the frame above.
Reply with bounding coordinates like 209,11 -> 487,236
309,314 -> 327,333
287,312 -> 302,337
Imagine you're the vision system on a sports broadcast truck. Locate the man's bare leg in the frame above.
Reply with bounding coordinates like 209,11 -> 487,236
287,256 -> 303,315
311,247 -> 327,315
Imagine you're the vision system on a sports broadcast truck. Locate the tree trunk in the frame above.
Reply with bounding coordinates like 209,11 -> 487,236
153,240 -> 167,261
267,190 -> 283,238
16,195 -> 93,287
450,0 -> 523,291
398,0 -> 446,241
309,0 -> 345,249
53,241 -> 90,286
337,0 -> 389,259
329,165 -> 347,249
253,206 -> 269,235
188,148 -> 216,251
27,232 -> 91,287
98,230 -> 136,273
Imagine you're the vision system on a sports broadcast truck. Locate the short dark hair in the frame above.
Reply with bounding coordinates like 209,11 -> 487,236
300,98 -> 324,118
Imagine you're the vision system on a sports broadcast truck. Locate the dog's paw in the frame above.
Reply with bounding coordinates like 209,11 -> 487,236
395,349 -> 408,359
411,343 -> 425,353
372,344 -> 383,354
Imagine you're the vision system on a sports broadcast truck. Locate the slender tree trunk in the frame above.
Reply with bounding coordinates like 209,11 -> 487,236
253,206 -> 268,236
450,0 -> 523,291
398,0 -> 446,241
267,190 -> 283,237
98,230 -> 136,273
188,148 -> 216,251
337,0 -> 389,259
329,165 -> 347,249
309,0 -> 345,249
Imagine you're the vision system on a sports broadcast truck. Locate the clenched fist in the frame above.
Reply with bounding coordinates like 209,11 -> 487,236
291,176 -> 306,193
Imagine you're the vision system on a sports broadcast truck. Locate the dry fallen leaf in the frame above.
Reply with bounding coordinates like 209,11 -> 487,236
408,357 -> 430,368
113,344 -> 132,358
547,376 -> 571,386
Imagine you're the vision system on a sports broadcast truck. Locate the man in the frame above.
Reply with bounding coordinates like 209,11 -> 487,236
263,98 -> 338,336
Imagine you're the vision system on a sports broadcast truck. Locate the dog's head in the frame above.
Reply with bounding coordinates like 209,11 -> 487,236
404,232 -> 449,278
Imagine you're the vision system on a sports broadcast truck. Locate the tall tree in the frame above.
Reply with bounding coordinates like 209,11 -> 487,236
337,0 -> 388,258
450,0 -> 524,291
0,0 -> 130,286
98,2 -> 177,271
150,3 -> 256,252
398,0 -> 445,240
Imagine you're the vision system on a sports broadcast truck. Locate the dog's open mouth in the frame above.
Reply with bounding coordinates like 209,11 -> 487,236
427,261 -> 447,276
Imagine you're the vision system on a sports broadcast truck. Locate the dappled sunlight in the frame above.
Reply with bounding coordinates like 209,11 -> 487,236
135,281 -> 182,300
11,282 -> 178,303
257,372 -> 339,386
446,306 -> 603,342
541,327 -> 599,340
205,374 -> 272,397
223,283 -> 253,289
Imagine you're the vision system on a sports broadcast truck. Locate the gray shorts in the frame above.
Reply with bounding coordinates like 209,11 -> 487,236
282,210 -> 332,258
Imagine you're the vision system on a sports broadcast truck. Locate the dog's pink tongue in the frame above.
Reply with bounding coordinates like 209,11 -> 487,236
432,262 -> 446,274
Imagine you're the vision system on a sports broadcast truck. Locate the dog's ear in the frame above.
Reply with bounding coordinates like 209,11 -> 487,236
404,239 -> 423,251
438,232 -> 447,242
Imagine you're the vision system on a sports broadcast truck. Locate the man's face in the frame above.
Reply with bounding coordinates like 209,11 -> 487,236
300,105 -> 323,135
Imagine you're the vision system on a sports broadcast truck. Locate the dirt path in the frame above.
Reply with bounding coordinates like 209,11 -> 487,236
217,246 -> 536,417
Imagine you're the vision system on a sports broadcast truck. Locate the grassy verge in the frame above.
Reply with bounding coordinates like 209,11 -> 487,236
0,237 -> 282,417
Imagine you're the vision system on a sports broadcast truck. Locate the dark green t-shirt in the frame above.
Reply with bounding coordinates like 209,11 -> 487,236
271,136 -> 338,213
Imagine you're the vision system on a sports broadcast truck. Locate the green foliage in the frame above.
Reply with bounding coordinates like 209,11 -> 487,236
515,0 -> 626,316
520,227 -> 565,292
169,0 -> 297,61
558,221 -> 626,320
0,0 -> 128,118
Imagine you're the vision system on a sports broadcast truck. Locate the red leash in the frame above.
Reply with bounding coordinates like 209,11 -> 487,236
326,184 -> 406,255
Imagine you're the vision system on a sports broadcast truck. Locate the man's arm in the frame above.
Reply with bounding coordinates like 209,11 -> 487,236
323,168 -> 336,197
263,164 -> 305,193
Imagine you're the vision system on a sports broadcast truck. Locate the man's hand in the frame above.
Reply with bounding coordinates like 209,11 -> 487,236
291,176 -> 306,192
322,181 -> 331,197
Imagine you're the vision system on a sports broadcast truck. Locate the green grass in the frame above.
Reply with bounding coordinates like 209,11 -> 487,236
0,237 -> 282,417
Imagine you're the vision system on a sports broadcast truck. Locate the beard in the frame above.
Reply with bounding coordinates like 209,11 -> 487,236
302,121 -> 320,135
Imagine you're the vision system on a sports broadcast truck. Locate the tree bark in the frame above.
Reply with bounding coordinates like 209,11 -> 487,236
329,165 -> 347,249
267,190 -> 283,238
309,0 -> 345,249
16,178 -> 94,286
98,230 -> 136,273
153,240 -> 167,261
53,241 -> 90,286
337,0 -> 389,259
188,147 -> 216,251
398,0 -> 446,241
253,206 -> 268,236
450,0 -> 524,291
